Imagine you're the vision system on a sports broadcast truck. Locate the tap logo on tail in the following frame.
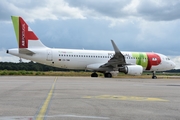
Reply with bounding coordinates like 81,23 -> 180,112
11,16 -> 38,48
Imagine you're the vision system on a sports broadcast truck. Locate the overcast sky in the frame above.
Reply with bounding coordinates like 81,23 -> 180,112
0,0 -> 180,68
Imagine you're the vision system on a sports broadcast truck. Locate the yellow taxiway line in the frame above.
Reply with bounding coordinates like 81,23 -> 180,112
36,77 -> 57,120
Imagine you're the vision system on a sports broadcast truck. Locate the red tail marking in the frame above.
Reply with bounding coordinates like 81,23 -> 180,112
28,31 -> 38,40
19,17 -> 38,48
19,18 -> 28,48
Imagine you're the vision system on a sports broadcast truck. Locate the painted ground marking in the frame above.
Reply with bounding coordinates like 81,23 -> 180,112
83,95 -> 168,102
35,77 -> 57,120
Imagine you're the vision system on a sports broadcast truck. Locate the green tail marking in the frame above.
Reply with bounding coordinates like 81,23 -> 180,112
11,16 -> 19,47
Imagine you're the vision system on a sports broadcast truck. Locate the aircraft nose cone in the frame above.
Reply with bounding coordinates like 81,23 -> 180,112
171,61 -> 176,69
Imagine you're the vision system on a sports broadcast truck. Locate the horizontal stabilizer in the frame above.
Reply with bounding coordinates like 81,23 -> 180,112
19,48 -> 35,56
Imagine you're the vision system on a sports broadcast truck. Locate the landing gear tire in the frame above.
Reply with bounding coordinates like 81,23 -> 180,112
152,71 -> 157,79
91,72 -> 98,77
104,73 -> 112,78
152,76 -> 157,79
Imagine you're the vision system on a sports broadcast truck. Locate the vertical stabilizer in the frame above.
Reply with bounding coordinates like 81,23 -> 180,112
11,16 -> 47,49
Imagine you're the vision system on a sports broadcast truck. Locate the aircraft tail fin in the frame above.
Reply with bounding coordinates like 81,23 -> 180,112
11,16 -> 47,49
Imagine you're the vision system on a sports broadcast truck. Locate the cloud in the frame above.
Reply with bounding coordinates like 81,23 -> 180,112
66,0 -> 180,22
0,0 -> 86,22
137,0 -> 180,21
66,0 -> 131,18
1,0 -> 180,23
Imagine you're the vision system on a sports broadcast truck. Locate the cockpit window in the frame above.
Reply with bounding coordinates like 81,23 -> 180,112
165,58 -> 170,60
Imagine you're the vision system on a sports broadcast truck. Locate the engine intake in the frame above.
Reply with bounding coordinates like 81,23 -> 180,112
119,65 -> 143,75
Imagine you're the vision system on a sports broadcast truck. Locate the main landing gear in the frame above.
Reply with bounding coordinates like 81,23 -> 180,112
104,73 -> 112,78
152,71 -> 157,79
91,72 -> 112,78
91,72 -> 98,77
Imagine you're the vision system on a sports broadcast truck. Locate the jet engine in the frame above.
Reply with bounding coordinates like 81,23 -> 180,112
119,65 -> 143,75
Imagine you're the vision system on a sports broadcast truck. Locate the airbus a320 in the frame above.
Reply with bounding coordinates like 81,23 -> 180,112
7,16 -> 176,79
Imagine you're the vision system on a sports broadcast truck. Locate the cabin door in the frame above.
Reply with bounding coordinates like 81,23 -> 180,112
47,49 -> 53,61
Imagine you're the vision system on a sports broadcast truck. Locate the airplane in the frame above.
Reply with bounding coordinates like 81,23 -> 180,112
7,16 -> 176,79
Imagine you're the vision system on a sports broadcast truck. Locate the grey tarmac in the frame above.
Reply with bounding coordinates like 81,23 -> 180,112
0,76 -> 180,120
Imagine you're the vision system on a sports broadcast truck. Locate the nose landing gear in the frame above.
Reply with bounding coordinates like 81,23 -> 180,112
152,71 -> 157,79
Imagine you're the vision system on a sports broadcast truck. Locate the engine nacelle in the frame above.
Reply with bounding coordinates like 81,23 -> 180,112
119,65 -> 143,75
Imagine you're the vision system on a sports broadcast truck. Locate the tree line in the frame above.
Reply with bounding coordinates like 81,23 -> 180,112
0,61 -> 68,71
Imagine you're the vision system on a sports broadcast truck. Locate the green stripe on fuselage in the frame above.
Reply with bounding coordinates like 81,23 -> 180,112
132,52 -> 148,68
11,16 -> 19,47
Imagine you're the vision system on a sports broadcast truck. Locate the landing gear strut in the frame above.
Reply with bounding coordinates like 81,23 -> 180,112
104,73 -> 112,78
91,72 -> 98,77
152,71 -> 157,79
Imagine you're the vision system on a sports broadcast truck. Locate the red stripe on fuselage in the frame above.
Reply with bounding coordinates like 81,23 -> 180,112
146,53 -> 161,70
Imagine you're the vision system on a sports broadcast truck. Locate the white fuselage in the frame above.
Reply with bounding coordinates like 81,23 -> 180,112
8,48 -> 175,72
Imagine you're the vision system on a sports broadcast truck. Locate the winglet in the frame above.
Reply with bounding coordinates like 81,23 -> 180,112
111,40 -> 121,53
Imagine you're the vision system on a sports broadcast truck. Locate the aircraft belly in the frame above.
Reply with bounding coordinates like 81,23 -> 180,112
150,61 -> 172,71
150,64 -> 167,71
59,62 -> 86,69
56,58 -> 107,70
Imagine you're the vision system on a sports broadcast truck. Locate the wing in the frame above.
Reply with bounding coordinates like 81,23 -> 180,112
99,40 -> 126,70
